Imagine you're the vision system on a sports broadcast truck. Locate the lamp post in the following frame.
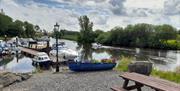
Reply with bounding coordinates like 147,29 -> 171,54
54,22 -> 60,72
16,36 -> 19,62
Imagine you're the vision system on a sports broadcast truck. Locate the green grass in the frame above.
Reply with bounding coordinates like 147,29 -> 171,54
115,56 -> 133,72
115,56 -> 180,83
151,69 -> 180,83
61,35 -> 78,41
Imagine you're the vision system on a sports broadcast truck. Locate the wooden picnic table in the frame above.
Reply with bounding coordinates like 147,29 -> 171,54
112,72 -> 180,91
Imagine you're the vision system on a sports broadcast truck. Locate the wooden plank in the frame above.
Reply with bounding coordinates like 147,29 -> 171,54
111,86 -> 127,91
19,47 -> 38,55
120,72 -> 180,91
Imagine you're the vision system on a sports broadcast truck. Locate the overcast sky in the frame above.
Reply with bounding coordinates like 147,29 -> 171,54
0,0 -> 180,31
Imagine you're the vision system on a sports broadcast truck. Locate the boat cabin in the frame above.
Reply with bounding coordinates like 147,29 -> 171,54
33,52 -> 50,62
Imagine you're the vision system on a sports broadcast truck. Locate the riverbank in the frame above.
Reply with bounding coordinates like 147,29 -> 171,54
116,56 -> 180,83
2,70 -> 152,91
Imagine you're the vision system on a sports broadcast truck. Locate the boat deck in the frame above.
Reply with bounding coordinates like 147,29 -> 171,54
19,47 -> 39,56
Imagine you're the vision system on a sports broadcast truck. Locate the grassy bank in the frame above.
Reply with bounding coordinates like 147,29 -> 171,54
115,56 -> 180,83
151,69 -> 180,83
61,35 -> 78,41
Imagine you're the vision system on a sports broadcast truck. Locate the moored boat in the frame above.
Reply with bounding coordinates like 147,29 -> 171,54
32,52 -> 52,67
50,44 -> 78,60
68,61 -> 116,72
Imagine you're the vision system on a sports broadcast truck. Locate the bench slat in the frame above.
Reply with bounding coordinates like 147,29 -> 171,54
111,86 -> 127,91
120,72 -> 180,91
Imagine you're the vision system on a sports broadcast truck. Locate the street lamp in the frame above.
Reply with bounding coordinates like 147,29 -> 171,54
16,36 -> 19,62
54,22 -> 60,72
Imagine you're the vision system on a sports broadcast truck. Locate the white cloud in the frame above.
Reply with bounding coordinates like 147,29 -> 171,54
124,0 -> 165,9
1,0 -> 79,31
1,0 -> 180,32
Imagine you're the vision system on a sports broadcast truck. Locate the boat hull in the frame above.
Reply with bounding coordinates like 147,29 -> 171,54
32,60 -> 52,67
68,62 -> 116,72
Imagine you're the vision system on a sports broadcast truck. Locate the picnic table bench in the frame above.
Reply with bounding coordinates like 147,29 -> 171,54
111,72 -> 180,91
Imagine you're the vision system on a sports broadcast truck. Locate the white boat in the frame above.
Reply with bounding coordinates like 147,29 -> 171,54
1,47 -> 10,55
32,52 -> 52,66
33,52 -> 51,62
92,43 -> 102,49
0,40 -> 3,55
10,46 -> 21,54
50,45 -> 78,60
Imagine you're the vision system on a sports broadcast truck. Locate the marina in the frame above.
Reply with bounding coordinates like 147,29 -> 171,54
0,38 -> 179,73
0,1 -> 180,90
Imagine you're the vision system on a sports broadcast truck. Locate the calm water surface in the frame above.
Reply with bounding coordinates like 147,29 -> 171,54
0,38 -> 179,73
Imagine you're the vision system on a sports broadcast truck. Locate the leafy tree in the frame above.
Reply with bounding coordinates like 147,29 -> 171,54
96,32 -> 110,44
155,24 -> 177,41
24,21 -> 35,38
95,23 -> 178,49
78,15 -> 95,43
0,13 -> 36,38
0,14 -> 12,36
94,29 -> 104,38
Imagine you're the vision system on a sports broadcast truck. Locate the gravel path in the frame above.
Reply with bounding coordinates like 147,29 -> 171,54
3,70 -> 153,91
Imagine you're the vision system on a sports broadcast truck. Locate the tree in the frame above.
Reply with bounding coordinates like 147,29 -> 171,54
155,24 -> 177,41
0,12 -> 36,38
78,15 -> 95,43
14,20 -> 25,37
0,13 -> 12,36
94,29 -> 104,38
24,21 -> 35,38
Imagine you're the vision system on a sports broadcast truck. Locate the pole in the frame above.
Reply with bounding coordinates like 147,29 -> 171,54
16,37 -> 19,62
56,31 -> 59,72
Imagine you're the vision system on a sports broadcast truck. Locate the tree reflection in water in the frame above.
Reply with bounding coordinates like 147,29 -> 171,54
77,43 -> 93,62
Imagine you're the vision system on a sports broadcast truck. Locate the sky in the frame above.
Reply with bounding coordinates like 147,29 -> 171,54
0,0 -> 180,31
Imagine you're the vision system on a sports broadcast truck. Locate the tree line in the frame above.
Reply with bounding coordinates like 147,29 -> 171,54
60,15 -> 179,50
0,13 -> 38,38
96,24 -> 179,49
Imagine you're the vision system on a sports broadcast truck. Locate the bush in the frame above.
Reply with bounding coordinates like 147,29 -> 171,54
162,40 -> 178,49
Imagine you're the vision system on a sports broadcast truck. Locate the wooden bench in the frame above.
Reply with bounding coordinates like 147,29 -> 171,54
111,86 -> 127,91
111,72 -> 180,91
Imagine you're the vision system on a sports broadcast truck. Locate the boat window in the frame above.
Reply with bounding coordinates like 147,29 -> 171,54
44,57 -> 48,59
38,57 -> 44,60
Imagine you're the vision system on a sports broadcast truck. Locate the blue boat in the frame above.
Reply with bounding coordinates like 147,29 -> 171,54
68,62 -> 116,72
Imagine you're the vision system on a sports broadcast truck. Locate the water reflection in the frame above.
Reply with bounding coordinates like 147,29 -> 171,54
0,55 -> 35,73
74,41 -> 179,71
77,43 -> 93,61
0,39 -> 179,73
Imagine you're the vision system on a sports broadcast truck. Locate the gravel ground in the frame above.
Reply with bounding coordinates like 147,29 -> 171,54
3,70 -> 153,91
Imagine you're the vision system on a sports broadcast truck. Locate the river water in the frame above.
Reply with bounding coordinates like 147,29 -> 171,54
0,38 -> 179,73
